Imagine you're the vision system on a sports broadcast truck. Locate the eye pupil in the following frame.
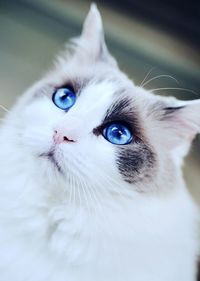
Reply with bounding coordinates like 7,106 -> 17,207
60,94 -> 67,100
103,123 -> 133,145
52,87 -> 76,111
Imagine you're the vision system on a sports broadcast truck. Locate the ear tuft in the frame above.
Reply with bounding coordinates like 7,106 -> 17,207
70,4 -> 117,67
82,3 -> 103,39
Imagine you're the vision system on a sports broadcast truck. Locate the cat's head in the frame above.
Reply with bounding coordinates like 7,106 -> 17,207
4,4 -> 200,197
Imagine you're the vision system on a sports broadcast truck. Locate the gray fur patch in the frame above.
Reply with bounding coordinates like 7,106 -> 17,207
102,96 -> 156,184
116,142 -> 156,184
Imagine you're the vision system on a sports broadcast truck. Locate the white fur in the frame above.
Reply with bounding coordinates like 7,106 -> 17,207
0,4 -> 199,281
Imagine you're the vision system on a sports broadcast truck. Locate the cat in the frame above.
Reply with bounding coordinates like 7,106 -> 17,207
0,4 -> 199,281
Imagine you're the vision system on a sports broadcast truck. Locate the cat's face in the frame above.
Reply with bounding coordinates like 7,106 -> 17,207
4,5 -> 200,196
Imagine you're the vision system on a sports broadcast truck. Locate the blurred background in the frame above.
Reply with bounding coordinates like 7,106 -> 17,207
0,0 -> 199,202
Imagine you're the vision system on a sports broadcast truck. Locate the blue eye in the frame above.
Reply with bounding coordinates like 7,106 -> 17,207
103,122 -> 133,145
52,87 -> 76,111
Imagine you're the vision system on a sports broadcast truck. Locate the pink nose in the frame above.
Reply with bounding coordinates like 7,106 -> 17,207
53,130 -> 75,144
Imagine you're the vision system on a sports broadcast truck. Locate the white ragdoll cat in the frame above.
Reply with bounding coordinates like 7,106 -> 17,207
0,4 -> 200,281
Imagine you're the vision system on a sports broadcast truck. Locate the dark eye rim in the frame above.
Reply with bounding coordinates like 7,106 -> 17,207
54,83 -> 75,93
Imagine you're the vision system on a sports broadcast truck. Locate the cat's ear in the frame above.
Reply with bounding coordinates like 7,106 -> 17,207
156,97 -> 200,150
73,4 -> 117,66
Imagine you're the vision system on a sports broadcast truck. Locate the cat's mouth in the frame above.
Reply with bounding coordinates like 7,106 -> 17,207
39,150 -> 62,173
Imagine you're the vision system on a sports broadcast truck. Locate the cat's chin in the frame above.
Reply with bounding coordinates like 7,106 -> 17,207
39,148 -> 64,175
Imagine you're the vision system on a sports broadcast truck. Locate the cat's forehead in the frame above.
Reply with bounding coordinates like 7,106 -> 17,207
42,61 -> 127,104
41,61 -> 153,129
65,80 -> 120,125
49,52 -> 131,93
78,79 -> 118,106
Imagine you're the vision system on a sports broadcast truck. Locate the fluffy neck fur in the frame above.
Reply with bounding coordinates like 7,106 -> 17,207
0,137 -> 198,281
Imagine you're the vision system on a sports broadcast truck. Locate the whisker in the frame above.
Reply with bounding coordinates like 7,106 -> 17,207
71,171 -> 76,207
70,155 -> 101,207
80,178 -> 99,250
71,154 -> 106,212
140,67 -> 156,87
77,181 -> 82,225
0,104 -> 10,113
74,152 -> 130,211
149,87 -> 198,96
142,75 -> 179,88
68,174 -> 73,206
67,154 -> 103,242
79,176 -> 91,213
